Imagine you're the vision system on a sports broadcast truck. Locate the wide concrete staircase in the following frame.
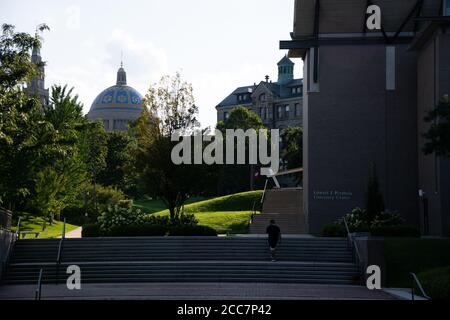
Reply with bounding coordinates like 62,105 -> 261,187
2,237 -> 361,285
250,189 -> 305,234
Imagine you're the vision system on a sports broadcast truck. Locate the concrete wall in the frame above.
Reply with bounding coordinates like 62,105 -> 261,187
293,0 -> 442,38
417,30 -> 450,236
304,43 -> 419,233
0,229 -> 15,278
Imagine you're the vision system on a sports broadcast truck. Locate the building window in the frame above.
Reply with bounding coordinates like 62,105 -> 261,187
285,105 -> 290,118
295,103 -> 300,117
277,106 -> 283,119
259,93 -> 266,102
224,111 -> 229,120
445,0 -> 450,16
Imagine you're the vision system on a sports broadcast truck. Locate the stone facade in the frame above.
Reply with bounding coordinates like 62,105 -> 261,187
25,44 -> 49,106
216,57 -> 303,130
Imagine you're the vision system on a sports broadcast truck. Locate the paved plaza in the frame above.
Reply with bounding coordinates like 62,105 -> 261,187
0,282 -> 397,300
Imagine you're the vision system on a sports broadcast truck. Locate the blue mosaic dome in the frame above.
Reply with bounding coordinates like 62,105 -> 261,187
90,84 -> 143,111
87,65 -> 144,131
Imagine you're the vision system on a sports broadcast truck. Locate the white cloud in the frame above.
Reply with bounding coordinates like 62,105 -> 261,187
46,28 -> 169,115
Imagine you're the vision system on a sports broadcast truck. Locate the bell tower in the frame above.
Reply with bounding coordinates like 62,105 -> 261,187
26,25 -> 49,106
277,55 -> 294,85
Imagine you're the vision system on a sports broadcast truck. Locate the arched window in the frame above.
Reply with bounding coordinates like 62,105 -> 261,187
259,93 -> 266,102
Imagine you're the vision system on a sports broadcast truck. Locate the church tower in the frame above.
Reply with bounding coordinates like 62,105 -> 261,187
26,31 -> 49,106
277,55 -> 294,85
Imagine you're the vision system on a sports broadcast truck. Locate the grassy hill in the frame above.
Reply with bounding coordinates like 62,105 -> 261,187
12,213 -> 78,239
134,191 -> 263,234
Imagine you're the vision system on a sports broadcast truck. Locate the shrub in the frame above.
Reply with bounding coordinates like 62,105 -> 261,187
370,225 -> 420,237
63,206 -> 89,225
371,210 -> 404,228
337,207 -> 370,232
365,163 -> 385,221
82,224 -> 100,237
97,204 -> 147,235
169,225 -> 218,236
62,186 -> 129,225
418,267 -> 450,300
321,223 -> 346,237
95,185 -> 128,212
170,212 -> 198,226
109,224 -> 167,237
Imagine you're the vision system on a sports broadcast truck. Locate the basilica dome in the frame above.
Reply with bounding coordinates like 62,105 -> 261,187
87,65 -> 144,131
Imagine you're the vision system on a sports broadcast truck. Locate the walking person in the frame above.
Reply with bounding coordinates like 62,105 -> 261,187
266,219 -> 281,262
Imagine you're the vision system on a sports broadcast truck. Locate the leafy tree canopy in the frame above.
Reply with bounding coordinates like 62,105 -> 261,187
423,96 -> 450,158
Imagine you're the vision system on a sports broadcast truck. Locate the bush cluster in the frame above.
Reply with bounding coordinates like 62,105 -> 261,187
83,200 -> 207,237
83,223 -> 217,237
321,207 -> 419,237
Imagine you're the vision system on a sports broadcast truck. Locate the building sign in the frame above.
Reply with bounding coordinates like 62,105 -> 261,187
313,190 -> 353,201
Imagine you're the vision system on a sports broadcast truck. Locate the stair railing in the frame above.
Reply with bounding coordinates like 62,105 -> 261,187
261,178 -> 269,204
342,217 -> 363,275
55,218 -> 66,284
410,272 -> 431,300
35,268 -> 44,300
1,217 -> 21,280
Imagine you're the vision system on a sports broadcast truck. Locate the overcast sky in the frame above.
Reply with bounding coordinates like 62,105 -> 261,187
1,0 -> 303,129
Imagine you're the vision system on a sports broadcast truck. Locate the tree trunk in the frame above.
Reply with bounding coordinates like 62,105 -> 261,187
169,206 -> 175,223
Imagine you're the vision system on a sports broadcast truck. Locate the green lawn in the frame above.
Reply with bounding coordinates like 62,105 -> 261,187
134,196 -> 210,214
12,213 -> 78,239
140,191 -> 263,234
154,210 -> 257,234
385,238 -> 450,288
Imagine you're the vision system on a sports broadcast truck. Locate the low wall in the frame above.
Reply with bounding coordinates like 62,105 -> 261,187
354,236 -> 386,287
0,229 -> 15,278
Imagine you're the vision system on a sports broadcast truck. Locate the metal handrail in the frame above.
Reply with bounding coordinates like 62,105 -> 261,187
35,268 -> 44,300
55,218 -> 66,284
1,217 -> 21,278
261,178 -> 269,204
342,217 -> 363,272
410,272 -> 431,300
15,217 -> 21,239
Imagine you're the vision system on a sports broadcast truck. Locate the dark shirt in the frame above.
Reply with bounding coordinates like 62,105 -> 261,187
266,224 -> 281,247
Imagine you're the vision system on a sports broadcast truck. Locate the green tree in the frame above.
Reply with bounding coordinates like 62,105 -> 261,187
365,163 -> 385,222
216,106 -> 265,132
97,131 -> 136,194
133,73 -> 206,222
423,96 -> 450,157
281,126 -> 303,169
144,72 -> 199,136
216,106 -> 266,194
31,157 -> 86,224
0,23 -> 54,210
78,121 -> 108,209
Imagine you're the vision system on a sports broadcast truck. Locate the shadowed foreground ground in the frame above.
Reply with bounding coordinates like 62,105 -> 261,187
0,282 -> 396,300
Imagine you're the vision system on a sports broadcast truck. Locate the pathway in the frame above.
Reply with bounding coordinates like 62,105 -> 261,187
58,227 -> 82,239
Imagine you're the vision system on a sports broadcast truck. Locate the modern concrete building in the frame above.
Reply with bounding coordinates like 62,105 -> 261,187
280,0 -> 450,235
87,63 -> 144,131
216,56 -> 303,130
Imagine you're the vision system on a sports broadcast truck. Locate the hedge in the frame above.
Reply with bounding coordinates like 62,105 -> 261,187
81,224 -> 101,237
169,225 -> 217,236
418,267 -> 450,300
82,223 -> 218,237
